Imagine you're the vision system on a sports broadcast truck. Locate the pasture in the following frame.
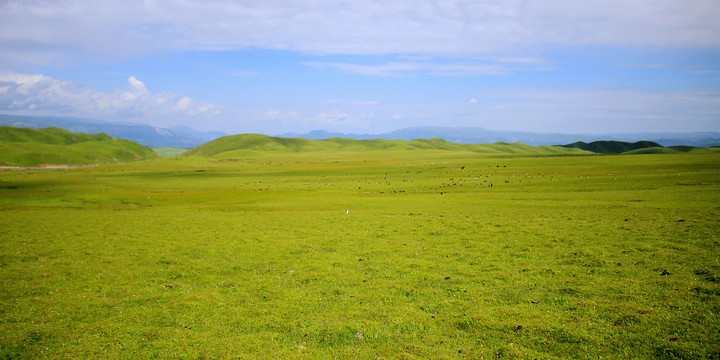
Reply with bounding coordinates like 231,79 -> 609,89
1,151 -> 719,359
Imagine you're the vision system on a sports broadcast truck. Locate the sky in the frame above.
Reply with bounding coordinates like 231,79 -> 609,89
0,0 -> 719,135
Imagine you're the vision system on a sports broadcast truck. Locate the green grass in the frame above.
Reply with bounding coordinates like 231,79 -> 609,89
625,146 -> 720,155
1,151 -> 719,358
0,126 -> 111,145
182,134 -> 592,159
0,126 -> 158,166
154,147 -> 190,158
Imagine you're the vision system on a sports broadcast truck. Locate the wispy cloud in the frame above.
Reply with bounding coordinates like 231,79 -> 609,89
313,111 -> 375,128
467,88 -> 720,133
306,55 -> 556,76
0,1 -> 717,134
307,60 -> 510,77
683,70 -> 720,74
1,0 -> 718,65
620,63 -> 667,69
0,72 -> 219,120
254,108 -> 376,132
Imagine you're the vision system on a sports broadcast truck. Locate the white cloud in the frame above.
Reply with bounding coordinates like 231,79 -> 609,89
121,76 -> 150,101
305,54 -> 558,77
0,72 -> 219,122
311,111 -> 376,129
176,96 -> 192,110
193,103 -> 218,116
263,110 -> 281,119
306,60 -> 516,77
315,111 -> 350,124
127,76 -> 149,95
243,108 -> 377,133
1,0 -> 718,65
306,55 -> 559,76
684,70 -> 720,74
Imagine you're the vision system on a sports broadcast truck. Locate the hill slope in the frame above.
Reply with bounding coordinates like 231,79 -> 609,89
183,134 -> 592,158
623,145 -> 720,154
560,140 -> 662,154
0,114 -> 226,148
559,140 -> 720,154
0,127 -> 159,166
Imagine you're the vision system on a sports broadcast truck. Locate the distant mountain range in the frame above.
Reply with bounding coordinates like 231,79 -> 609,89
279,127 -> 720,147
0,114 -> 226,148
2,114 -> 719,148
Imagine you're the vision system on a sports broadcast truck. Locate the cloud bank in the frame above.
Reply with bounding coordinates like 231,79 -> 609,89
305,58 -> 555,77
1,0 -> 718,65
0,73 -> 218,122
0,1 -> 717,134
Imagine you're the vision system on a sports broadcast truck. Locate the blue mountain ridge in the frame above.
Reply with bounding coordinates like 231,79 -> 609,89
0,114 -> 226,148
278,127 -> 720,147
2,114 -> 718,148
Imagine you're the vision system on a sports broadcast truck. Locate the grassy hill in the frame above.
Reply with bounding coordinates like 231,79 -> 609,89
559,140 -> 720,154
0,126 -> 159,166
182,134 -> 592,158
560,140 -> 662,153
623,145 -> 720,154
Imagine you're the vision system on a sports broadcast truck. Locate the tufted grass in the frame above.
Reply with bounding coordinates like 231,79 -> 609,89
1,151 -> 719,359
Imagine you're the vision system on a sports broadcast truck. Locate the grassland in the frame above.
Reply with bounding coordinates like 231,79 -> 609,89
154,148 -> 190,158
0,127 -> 158,166
182,134 -> 594,159
1,149 -> 719,359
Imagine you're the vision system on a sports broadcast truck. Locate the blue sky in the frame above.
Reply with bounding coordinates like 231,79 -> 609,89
1,0 -> 718,135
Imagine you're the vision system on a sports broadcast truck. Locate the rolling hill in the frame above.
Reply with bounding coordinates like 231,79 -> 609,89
559,140 -> 720,154
4,114 -> 719,149
622,145 -> 720,154
0,114 -> 226,148
560,140 -> 663,154
0,126 -> 159,166
182,133 -> 592,158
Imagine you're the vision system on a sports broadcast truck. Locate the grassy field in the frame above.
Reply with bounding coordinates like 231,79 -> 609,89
154,148 -> 190,158
1,150 -> 719,359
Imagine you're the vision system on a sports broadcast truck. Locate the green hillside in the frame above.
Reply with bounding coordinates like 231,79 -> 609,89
558,140 -> 720,154
624,145 -> 720,154
560,140 -> 662,153
0,126 -> 159,166
182,134 -> 592,158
